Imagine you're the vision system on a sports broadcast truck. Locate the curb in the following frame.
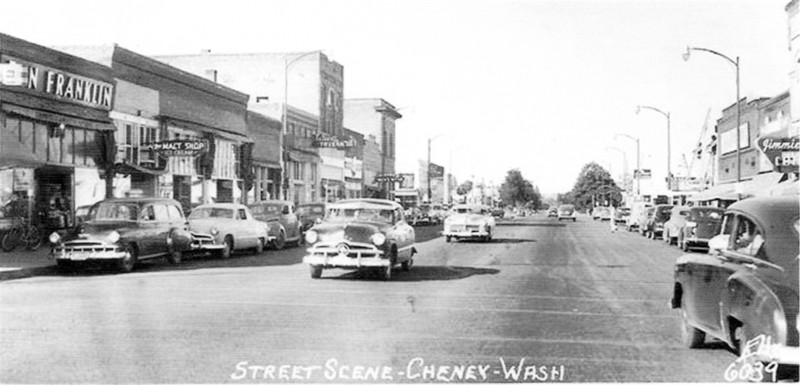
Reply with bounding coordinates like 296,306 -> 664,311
0,265 -> 58,282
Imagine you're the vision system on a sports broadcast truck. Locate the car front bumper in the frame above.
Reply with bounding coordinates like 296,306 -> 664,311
442,229 -> 490,238
303,254 -> 390,268
53,249 -> 128,261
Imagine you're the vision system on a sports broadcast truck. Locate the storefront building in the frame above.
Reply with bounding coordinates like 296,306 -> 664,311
0,34 -> 115,228
60,45 -> 252,214
343,128 -> 365,199
245,110 -> 282,201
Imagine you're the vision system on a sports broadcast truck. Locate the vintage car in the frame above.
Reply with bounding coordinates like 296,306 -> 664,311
247,200 -> 303,249
557,204 -> 577,222
442,204 -> 496,242
671,196 -> 799,376
297,203 -> 326,233
614,207 -> 631,224
643,204 -> 673,240
491,207 -> 506,218
410,203 -> 437,226
637,206 -> 656,235
592,207 -> 612,221
677,206 -> 725,252
187,203 -> 272,258
547,208 -> 558,218
302,199 -> 416,280
662,205 -> 691,245
626,202 -> 652,231
49,197 -> 222,273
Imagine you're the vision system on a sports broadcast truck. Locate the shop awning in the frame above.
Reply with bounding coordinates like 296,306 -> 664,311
2,103 -> 114,132
115,162 -> 169,176
688,183 -> 737,202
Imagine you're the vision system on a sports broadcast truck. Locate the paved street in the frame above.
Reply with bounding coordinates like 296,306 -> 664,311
1,215 -> 739,383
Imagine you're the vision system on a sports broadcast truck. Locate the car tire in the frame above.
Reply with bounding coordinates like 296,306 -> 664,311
219,235 -> 232,259
680,306 -> 705,348
401,257 -> 412,272
273,231 -> 286,250
117,243 -> 137,273
56,259 -> 74,274
167,250 -> 182,265
310,265 -> 323,279
445,235 -> 451,243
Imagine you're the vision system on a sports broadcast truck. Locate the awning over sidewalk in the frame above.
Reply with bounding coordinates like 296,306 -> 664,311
742,172 -> 786,198
688,183 -> 737,202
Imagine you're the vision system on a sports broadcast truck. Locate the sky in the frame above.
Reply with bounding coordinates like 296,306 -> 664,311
1,0 -> 792,195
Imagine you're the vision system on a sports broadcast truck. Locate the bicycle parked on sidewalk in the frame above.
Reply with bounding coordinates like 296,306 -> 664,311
0,217 -> 43,252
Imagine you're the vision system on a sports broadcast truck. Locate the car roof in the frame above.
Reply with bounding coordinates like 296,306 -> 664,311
250,200 -> 292,205
728,196 -> 799,266
193,203 -> 245,210
94,197 -> 180,205
330,198 -> 402,210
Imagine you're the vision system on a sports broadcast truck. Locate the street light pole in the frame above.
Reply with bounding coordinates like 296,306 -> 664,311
683,46 -> 740,183
614,133 -> 640,196
636,105 -> 671,190
282,50 -> 320,200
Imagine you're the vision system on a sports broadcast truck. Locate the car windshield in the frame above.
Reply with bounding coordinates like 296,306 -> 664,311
250,204 -> 282,216
692,208 -> 723,221
559,205 -> 574,212
188,207 -> 234,219
325,206 -> 394,223
93,202 -> 139,221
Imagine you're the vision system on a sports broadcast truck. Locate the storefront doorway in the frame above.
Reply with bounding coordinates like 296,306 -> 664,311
173,175 -> 191,215
35,166 -> 74,229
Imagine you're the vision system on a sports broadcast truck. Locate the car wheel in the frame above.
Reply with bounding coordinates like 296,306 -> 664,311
218,235 -> 232,259
255,237 -> 264,254
680,306 -> 705,348
310,265 -> 323,279
445,235 -> 451,243
401,257 -> 412,272
117,243 -> 137,273
167,250 -> 182,265
273,231 -> 286,250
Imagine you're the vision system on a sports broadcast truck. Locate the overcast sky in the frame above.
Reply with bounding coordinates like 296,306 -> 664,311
2,0 -> 792,195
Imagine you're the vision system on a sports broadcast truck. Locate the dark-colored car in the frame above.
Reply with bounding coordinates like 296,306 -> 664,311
49,197 -> 221,273
248,200 -> 303,249
677,207 -> 725,252
671,197 -> 798,379
297,203 -> 326,233
644,204 -> 673,240
547,208 -> 558,218
491,207 -> 505,218
302,199 -> 416,280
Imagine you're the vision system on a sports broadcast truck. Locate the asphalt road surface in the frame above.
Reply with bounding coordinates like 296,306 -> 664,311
1,215 -> 742,383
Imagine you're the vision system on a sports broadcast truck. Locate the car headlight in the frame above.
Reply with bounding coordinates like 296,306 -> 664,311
305,230 -> 318,244
371,233 -> 386,246
210,227 -> 219,236
107,231 -> 120,244
49,232 -> 60,244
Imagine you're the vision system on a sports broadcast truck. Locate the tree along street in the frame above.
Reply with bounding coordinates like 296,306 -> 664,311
1,216 -> 737,382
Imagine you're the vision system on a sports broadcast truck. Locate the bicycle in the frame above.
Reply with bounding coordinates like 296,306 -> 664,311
0,218 -> 43,252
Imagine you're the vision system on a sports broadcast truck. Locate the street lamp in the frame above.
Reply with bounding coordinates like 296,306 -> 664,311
282,50 -> 320,200
614,133 -> 640,196
427,134 -> 445,203
683,46 -> 740,183
636,105 -> 671,190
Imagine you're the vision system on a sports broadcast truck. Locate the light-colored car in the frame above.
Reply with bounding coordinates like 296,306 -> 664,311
302,199 -> 416,280
662,206 -> 691,245
625,202 -> 652,231
442,204 -> 496,242
557,204 -> 577,222
188,203 -> 272,258
248,200 -> 303,249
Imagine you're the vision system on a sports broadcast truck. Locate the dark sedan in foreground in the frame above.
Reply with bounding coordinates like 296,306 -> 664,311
671,196 -> 798,381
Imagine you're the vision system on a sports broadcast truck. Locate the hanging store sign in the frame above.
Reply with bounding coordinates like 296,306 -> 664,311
1,56 -> 113,110
428,163 -> 444,179
634,169 -> 651,179
312,133 -> 357,149
374,174 -> 405,183
149,140 -> 209,157
757,130 -> 799,173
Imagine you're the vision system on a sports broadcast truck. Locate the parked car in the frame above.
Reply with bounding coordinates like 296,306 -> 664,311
411,203 -> 438,226
592,207 -> 612,221
187,203 -> 272,258
643,204 -> 673,240
671,196 -> 798,378
677,207 -> 725,252
547,208 -> 558,218
430,203 -> 447,223
297,203 -> 326,233
49,197 -> 222,273
442,204 -> 496,242
491,207 -> 506,218
662,205 -> 691,245
626,202 -> 652,231
614,207 -> 631,224
302,199 -> 416,280
247,200 -> 303,249
557,204 -> 577,222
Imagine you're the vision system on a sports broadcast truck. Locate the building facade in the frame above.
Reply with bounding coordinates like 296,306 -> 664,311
343,98 -> 402,197
246,110 -> 282,201
0,34 -> 116,227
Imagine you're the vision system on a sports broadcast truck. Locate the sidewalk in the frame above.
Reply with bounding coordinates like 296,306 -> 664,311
0,246 -> 57,281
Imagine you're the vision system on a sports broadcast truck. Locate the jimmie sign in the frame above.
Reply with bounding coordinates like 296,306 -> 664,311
757,129 -> 799,173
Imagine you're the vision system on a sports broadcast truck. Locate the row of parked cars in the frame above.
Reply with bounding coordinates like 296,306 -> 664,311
606,197 -> 798,378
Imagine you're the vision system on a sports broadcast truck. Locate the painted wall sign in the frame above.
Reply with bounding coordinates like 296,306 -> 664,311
312,133 -> 356,149
149,140 -> 209,157
757,130 -> 799,173
428,163 -> 444,179
1,56 -> 113,110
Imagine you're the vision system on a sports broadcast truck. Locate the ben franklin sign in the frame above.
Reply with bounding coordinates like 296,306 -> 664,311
149,140 -> 209,157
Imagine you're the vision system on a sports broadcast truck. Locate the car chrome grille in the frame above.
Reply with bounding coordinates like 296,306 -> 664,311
191,232 -> 216,246
308,241 -> 383,258
57,240 -> 117,253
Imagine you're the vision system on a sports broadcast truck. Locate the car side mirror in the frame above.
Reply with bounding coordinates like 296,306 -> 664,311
708,234 -> 728,255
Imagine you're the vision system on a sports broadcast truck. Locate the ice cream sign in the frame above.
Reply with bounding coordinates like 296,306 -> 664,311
757,129 -> 799,173
149,140 -> 209,157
